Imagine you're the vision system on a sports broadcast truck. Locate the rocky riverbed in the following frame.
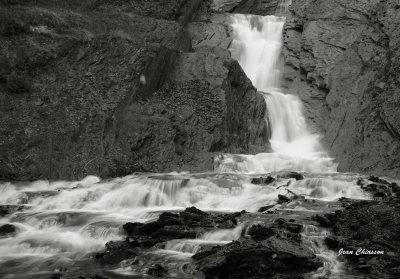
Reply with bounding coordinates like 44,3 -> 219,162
1,0 -> 400,278
0,172 -> 398,278
87,175 -> 400,279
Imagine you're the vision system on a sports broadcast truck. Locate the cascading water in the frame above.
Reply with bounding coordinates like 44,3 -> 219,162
222,4 -> 345,278
217,9 -> 337,174
0,172 -> 368,277
0,1 -> 372,278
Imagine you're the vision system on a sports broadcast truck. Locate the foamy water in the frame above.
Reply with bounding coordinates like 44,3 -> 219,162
226,13 -> 337,173
0,1 -> 370,278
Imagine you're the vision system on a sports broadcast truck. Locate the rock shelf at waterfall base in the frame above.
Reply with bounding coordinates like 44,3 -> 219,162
1,0 -> 400,278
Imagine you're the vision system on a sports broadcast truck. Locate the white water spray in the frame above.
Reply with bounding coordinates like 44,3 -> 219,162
0,1 -> 369,278
226,12 -> 337,173
0,173 -> 367,276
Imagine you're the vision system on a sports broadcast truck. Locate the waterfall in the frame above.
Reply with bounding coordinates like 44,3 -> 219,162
224,11 -> 337,173
0,1 -> 370,277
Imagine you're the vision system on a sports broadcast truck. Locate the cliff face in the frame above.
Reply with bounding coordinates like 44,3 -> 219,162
0,0 -> 268,180
283,0 -> 400,178
211,0 -> 279,15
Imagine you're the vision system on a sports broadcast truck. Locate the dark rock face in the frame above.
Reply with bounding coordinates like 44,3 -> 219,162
283,0 -> 400,178
0,0 -> 268,180
211,0 -> 280,16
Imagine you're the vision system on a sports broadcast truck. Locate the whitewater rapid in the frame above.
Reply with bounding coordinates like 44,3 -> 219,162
0,2 -> 368,278
0,172 -> 367,276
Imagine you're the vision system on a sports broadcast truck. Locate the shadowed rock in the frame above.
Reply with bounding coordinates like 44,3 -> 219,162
0,0 -> 269,180
0,224 -> 16,238
325,197 -> 400,278
121,207 -> 243,248
147,264 -> 168,277
193,237 -> 321,279
283,0 -> 400,178
251,176 -> 276,185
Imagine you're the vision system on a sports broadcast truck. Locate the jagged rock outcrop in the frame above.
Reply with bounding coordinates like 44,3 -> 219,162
211,0 -> 280,15
0,0 -> 268,180
282,0 -> 400,178
321,176 -> 400,278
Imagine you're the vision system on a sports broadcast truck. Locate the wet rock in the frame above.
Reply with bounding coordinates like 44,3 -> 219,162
147,264 -> 168,277
284,223 -> 303,234
78,275 -> 110,279
283,0 -> 400,178
251,176 -> 276,185
314,214 -> 332,228
122,207 -> 242,248
324,236 -> 340,249
193,237 -> 322,278
17,191 -> 59,204
94,241 -> 137,266
277,171 -> 304,181
326,199 -> 400,278
247,224 -> 275,241
0,224 -> 16,237
257,204 -> 275,212
274,218 -> 303,234
278,194 -> 291,204
368,176 -> 391,185
96,207 -> 245,267
356,177 -> 368,186
0,205 -> 27,217
373,191 -> 388,199
360,176 -> 399,198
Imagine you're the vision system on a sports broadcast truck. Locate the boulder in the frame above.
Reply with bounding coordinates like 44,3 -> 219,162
147,264 -> 168,277
257,204 -> 275,212
0,224 -> 16,237
251,176 -> 276,185
277,171 -> 304,181
94,241 -> 137,266
278,194 -> 291,204
193,237 -> 322,278
247,224 -> 275,240
121,207 -> 242,248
